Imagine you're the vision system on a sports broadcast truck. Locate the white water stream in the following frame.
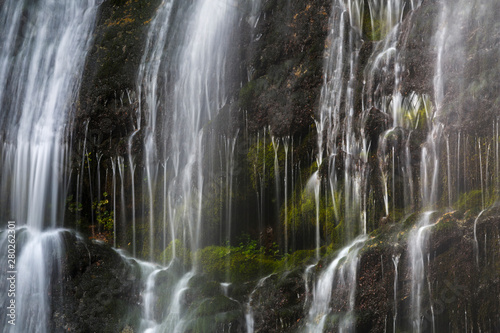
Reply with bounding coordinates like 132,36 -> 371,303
0,1 -> 99,331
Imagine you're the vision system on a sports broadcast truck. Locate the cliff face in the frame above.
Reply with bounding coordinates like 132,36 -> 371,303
355,208 -> 500,333
50,209 -> 500,332
76,0 -> 162,157
240,0 -> 331,137
63,0 -> 500,331
72,0 -> 334,250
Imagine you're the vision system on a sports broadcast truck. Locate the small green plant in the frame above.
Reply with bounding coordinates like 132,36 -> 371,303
66,195 -> 83,226
66,195 -> 83,213
92,192 -> 114,232
231,234 -> 279,258
84,151 -> 92,169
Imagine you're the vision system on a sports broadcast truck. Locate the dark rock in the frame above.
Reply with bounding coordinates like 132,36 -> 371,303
398,0 -> 439,97
247,269 -> 307,332
76,0 -> 163,158
364,106 -> 392,153
353,209 -> 500,332
241,0 -> 331,137
50,232 -> 142,333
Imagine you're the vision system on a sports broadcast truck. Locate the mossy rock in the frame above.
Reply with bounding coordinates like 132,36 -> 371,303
158,239 -> 192,267
280,248 -> 317,269
455,190 -> 486,213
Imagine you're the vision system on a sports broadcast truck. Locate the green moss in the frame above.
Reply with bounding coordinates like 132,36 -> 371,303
401,212 -> 420,229
384,207 -> 407,226
247,135 -> 286,190
455,190 -> 485,213
278,249 -> 317,269
92,192 -> 114,232
433,211 -> 460,232
284,178 -> 343,248
361,7 -> 389,41
239,80 -> 256,109
363,16 -> 385,41
392,94 -> 432,130
158,239 -> 192,266
197,239 -> 279,283
201,182 -> 223,232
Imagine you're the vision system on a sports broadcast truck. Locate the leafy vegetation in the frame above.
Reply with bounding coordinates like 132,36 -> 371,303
66,195 -> 84,227
92,192 -> 114,232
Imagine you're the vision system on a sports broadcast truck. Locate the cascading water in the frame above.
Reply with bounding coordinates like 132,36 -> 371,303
305,0 -> 421,331
392,253 -> 400,332
136,0 -> 238,260
315,0 -> 363,243
136,0 -> 175,261
1,0 -> 500,331
405,0 -> 483,330
0,1 -> 99,332
408,212 -> 435,332
473,209 -> 486,265
407,107 -> 442,333
304,236 -> 366,333
0,228 -> 67,332
132,0 -> 240,330
245,274 -> 274,333
0,0 -> 99,228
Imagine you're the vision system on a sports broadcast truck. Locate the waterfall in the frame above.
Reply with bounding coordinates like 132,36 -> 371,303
0,0 -> 99,228
392,253 -> 400,333
0,228 -> 66,332
306,0 -> 423,331
1,0 -> 500,331
136,0 -> 175,261
136,0 -> 238,261
473,209 -> 487,265
304,236 -> 367,332
245,274 -> 274,333
408,212 -> 435,332
133,0 -> 241,330
0,1 -> 99,332
405,0 -> 489,330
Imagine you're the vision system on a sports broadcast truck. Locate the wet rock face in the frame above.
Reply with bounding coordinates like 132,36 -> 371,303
245,269 -> 307,332
355,246 -> 394,333
398,0 -> 439,98
70,0 -> 166,240
50,232 -> 142,333
444,0 -> 500,136
76,0 -> 162,158
48,211 -> 500,333
182,275 -> 247,333
241,0 -> 331,137
353,209 -> 500,333
397,0 -> 500,136
208,210 -> 498,333
60,0 -> 500,329
364,106 -> 392,153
